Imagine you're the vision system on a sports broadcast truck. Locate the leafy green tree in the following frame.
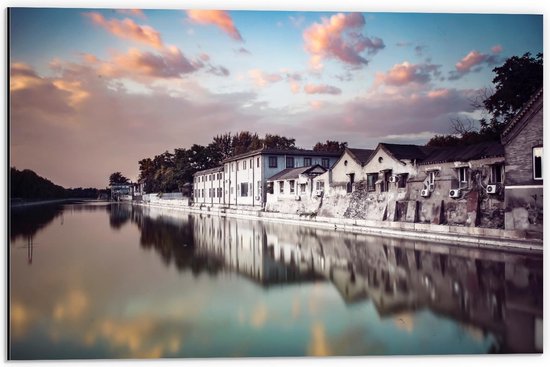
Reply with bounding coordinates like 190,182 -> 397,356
263,134 -> 296,149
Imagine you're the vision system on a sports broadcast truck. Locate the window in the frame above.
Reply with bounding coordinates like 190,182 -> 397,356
257,157 -> 260,168
240,182 -> 248,197
243,160 -> 246,170
300,183 -> 307,194
344,160 -> 348,166
289,180 -> 295,193
218,187 -> 222,197
304,157 -> 312,166
269,156 -> 278,168
279,181 -> 284,194
315,181 -> 325,191
267,182 -> 274,194
533,147 -> 543,180
491,165 -> 503,183
201,189 -> 204,197
321,158 -> 330,168
457,167 -> 468,184
286,157 -> 295,168
367,173 -> 378,192
380,171 -> 391,192
257,181 -> 261,197
398,173 -> 408,188
427,171 -> 436,185
250,159 -> 253,169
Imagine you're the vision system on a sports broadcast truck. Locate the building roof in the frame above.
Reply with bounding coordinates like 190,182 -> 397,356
193,165 -> 224,176
267,164 -> 326,181
380,143 -> 435,161
501,87 -> 543,139
419,141 -> 504,165
347,148 -> 374,165
222,147 -> 341,163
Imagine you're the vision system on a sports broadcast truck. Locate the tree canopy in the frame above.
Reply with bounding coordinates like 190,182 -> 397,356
427,52 -> 543,147
313,140 -> 347,152
109,172 -> 130,185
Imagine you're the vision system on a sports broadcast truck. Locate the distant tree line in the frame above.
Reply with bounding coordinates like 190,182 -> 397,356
138,131 -> 347,193
10,167 -> 103,200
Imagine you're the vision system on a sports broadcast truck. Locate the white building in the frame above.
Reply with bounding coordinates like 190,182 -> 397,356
266,164 -> 327,202
193,166 -> 224,205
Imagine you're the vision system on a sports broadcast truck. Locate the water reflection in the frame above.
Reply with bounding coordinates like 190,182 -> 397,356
9,203 -> 543,359
125,205 -> 542,354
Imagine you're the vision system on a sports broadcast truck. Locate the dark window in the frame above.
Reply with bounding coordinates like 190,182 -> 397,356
533,147 -> 543,180
304,157 -> 312,166
491,165 -> 503,183
257,157 -> 260,168
289,180 -> 295,193
398,173 -> 408,188
286,157 -> 295,168
367,173 -> 378,191
269,156 -> 278,168
279,181 -> 284,194
458,167 -> 468,184
321,158 -> 330,168
347,173 -> 355,193
243,160 -> 247,170
240,183 -> 248,197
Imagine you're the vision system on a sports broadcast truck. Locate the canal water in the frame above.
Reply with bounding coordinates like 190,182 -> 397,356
9,202 -> 543,359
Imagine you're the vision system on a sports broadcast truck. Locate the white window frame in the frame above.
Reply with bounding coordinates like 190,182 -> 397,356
533,146 -> 543,180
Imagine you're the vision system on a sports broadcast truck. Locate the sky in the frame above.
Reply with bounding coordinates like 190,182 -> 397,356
9,7 -> 542,188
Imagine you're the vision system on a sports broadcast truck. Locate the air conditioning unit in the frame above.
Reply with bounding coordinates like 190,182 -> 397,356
428,183 -> 435,192
254,196 -> 261,201
449,189 -> 462,198
295,195 -> 301,201
486,184 -> 498,194
315,190 -> 324,197
420,189 -> 430,197
388,175 -> 399,183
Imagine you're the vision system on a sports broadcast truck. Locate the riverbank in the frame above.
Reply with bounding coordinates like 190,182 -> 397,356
10,198 -> 100,208
134,200 -> 543,253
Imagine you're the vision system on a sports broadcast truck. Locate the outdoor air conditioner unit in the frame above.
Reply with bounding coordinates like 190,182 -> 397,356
295,195 -> 301,201
255,196 -> 261,201
388,175 -> 399,183
315,190 -> 324,197
485,184 -> 498,194
449,189 -> 462,198
428,183 -> 435,192
420,189 -> 430,197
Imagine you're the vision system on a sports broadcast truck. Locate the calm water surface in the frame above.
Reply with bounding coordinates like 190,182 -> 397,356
9,202 -> 543,359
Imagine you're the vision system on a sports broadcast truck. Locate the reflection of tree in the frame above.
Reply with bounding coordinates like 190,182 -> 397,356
10,204 -> 64,242
130,207 -> 223,276
107,203 -> 132,230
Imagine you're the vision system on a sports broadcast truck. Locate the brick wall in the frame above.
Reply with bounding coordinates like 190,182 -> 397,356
504,106 -> 543,186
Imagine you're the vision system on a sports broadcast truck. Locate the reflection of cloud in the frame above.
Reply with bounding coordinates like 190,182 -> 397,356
291,298 -> 301,319
250,303 -> 268,329
10,302 -> 31,339
53,289 -> 89,321
393,312 -> 415,333
308,322 -> 331,356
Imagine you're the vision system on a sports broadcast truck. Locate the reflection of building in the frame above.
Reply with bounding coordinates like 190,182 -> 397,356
110,184 -> 133,201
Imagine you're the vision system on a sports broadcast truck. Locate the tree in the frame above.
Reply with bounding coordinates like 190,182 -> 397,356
109,172 -> 130,185
262,134 -> 296,149
313,140 -> 347,152
427,52 -> 543,147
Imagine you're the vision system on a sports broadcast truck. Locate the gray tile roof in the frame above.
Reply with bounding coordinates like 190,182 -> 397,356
267,164 -> 326,181
222,148 -> 341,163
348,148 -> 374,164
419,141 -> 504,165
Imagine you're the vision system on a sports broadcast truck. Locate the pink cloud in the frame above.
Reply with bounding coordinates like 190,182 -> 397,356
491,44 -> 503,54
303,13 -> 384,70
375,61 -> 441,86
186,10 -> 243,41
115,9 -> 146,19
98,46 -> 199,79
248,69 -> 283,87
304,84 -> 342,95
85,12 -> 163,49
450,48 -> 501,80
